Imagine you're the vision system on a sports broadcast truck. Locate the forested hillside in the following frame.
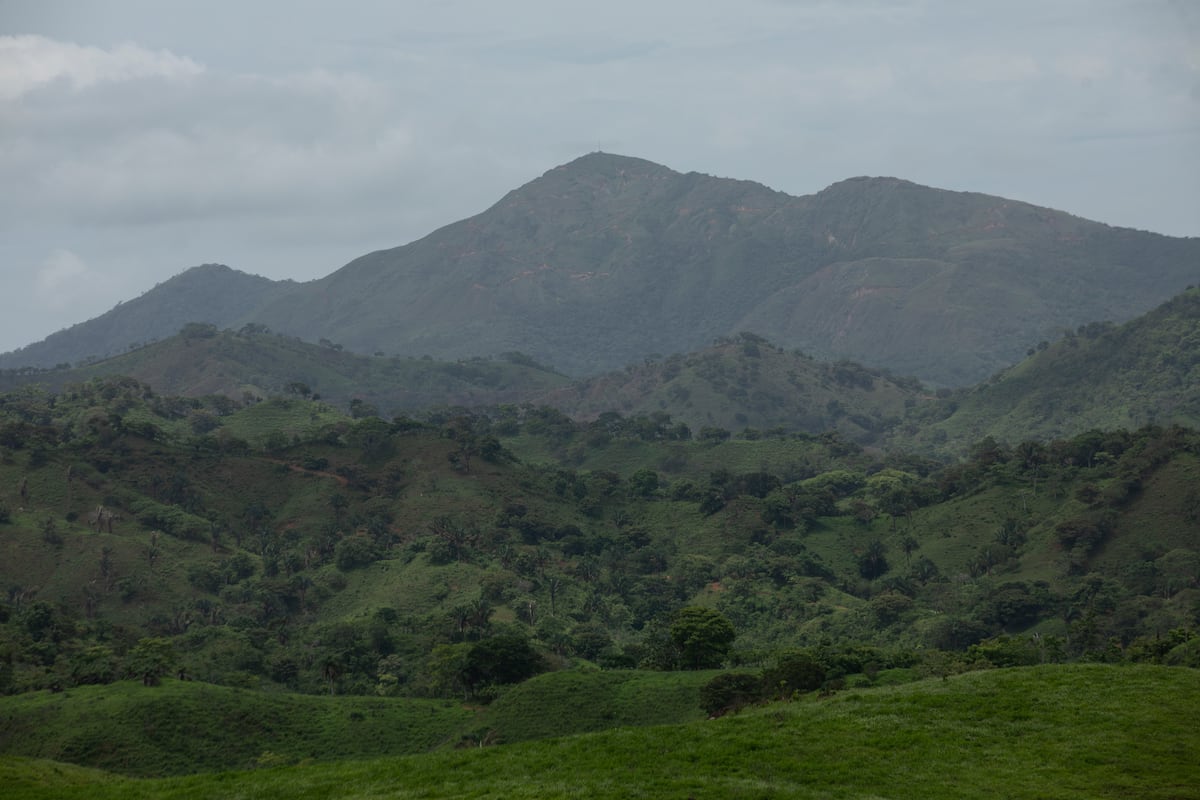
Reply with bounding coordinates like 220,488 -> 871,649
1,377 -> 1196,708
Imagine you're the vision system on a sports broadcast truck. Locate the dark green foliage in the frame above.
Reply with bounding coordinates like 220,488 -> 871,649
627,468 -> 659,498
698,671 -> 761,716
857,539 -> 890,579
670,607 -> 736,669
334,535 -> 381,571
978,582 -> 1054,630
125,638 -> 176,686
761,650 -> 826,697
463,633 -> 545,695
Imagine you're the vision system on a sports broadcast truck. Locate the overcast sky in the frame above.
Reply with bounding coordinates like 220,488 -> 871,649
1,0 -> 1197,355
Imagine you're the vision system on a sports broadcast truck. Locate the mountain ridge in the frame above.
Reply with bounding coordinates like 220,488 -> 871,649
3,153 -> 1196,384
3,286 -> 1195,453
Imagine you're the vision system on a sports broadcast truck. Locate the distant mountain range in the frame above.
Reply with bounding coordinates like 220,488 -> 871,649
4,288 -> 1196,451
3,153 -> 1196,385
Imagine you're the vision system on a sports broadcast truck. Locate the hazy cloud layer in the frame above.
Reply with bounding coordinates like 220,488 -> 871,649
0,0 -> 1196,354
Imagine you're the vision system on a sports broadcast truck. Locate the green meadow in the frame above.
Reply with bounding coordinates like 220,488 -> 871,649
4,665 -> 1196,799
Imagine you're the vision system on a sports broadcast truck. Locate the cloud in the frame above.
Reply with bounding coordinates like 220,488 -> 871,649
33,248 -> 97,311
0,47 -> 433,237
0,2 -> 1197,356
0,34 -> 203,101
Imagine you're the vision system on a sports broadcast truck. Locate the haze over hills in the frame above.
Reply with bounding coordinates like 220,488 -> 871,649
3,153 -> 1197,385
0,324 -> 572,415
3,287 -> 1196,454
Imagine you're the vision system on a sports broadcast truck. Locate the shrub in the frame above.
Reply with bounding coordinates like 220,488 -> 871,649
700,672 -> 762,716
335,534 -> 381,571
762,651 -> 825,698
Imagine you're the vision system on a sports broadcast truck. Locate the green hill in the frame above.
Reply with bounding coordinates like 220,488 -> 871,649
4,665 -> 1197,798
241,155 -> 1200,385
900,287 -> 1200,452
0,680 -> 473,776
0,669 -> 713,776
543,332 -> 927,442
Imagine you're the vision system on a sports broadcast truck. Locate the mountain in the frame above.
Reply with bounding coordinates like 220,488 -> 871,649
2,287 -> 1195,451
0,265 -> 293,371
4,154 -> 1197,385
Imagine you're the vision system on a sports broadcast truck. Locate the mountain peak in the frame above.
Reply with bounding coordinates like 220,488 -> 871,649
550,151 -> 677,179
818,175 -> 927,194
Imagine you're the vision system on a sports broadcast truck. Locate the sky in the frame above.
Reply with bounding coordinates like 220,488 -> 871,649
1,0 -> 1197,355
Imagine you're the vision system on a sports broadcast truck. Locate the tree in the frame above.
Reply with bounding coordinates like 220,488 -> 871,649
349,398 -> 379,419
126,638 -> 175,686
761,651 -> 825,698
700,672 -> 762,716
329,492 -> 349,522
462,633 -> 544,695
628,468 -> 660,498
698,427 -> 731,445
180,322 -> 218,341
335,534 -> 381,571
670,607 -> 736,669
858,539 -> 890,580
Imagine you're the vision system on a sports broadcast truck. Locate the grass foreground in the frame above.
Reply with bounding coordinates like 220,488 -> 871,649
3,663 -> 1197,799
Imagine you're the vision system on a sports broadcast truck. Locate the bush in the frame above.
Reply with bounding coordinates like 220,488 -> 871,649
335,534 -> 381,571
463,633 -> 545,695
762,651 -> 825,698
188,562 -> 225,593
700,672 -> 762,716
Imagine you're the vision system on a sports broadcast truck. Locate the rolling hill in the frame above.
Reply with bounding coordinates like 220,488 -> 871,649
0,325 -> 571,415
0,326 -> 929,442
3,153 -> 1196,386
3,286 -> 1196,452
4,665 -> 1197,798
543,332 -> 927,442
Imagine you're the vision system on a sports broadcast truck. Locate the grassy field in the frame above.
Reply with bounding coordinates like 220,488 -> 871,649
474,668 -> 714,744
0,669 -> 716,776
4,664 -> 1197,799
0,680 -> 475,776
